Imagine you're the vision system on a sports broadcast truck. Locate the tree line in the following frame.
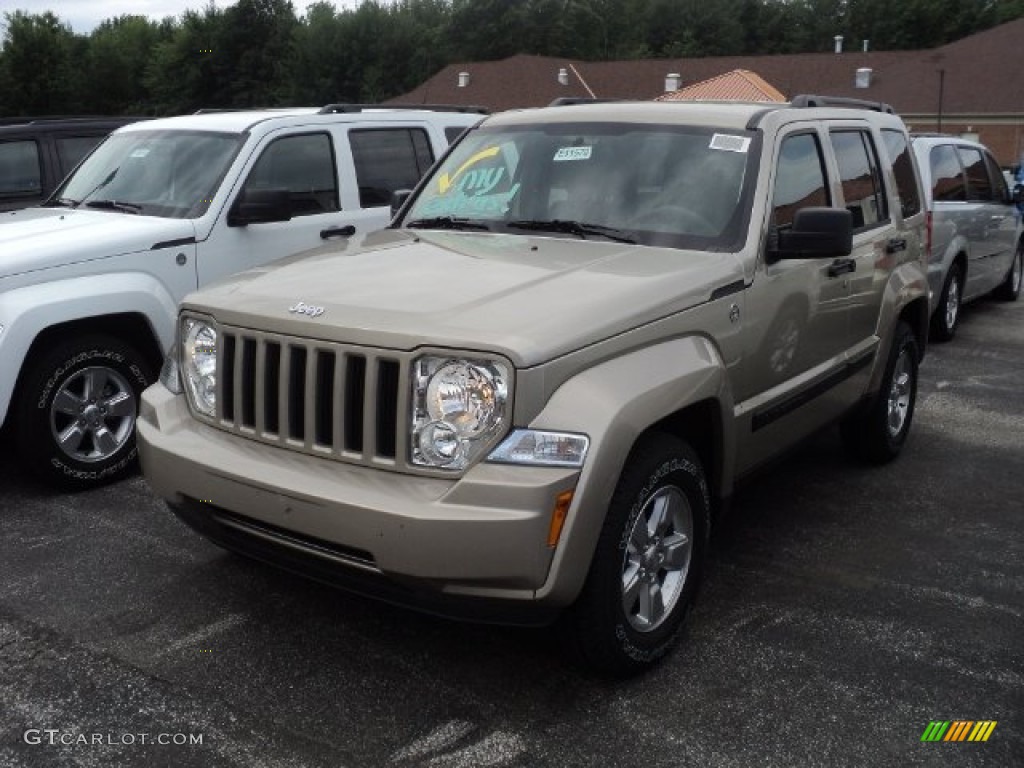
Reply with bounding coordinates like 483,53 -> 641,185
1,0 -> 1022,117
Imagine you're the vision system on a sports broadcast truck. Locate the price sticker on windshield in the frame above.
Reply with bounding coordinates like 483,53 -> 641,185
553,146 -> 593,162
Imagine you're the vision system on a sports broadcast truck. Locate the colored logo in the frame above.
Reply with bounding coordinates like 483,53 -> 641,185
921,720 -> 997,742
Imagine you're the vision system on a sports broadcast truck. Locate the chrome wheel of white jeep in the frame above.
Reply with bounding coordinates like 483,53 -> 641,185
886,349 -> 913,439
16,333 -> 153,489
621,486 -> 693,632
49,366 -> 137,463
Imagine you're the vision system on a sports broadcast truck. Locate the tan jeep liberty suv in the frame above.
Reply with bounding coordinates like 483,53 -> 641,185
138,95 -> 930,674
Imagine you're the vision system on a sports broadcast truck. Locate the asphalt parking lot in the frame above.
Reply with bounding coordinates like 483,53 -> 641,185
1,296 -> 1021,768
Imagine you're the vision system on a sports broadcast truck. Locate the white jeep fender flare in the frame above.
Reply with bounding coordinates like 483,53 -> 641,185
0,272 -> 178,425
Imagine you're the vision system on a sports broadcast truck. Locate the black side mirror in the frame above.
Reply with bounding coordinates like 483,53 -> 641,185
390,189 -> 413,221
770,207 -> 853,260
228,187 -> 292,226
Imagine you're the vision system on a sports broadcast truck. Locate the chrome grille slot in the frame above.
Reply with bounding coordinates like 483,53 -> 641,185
214,327 -> 406,468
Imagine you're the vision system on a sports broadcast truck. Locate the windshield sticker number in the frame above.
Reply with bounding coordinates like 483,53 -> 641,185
129,148 -> 151,158
709,134 -> 751,153
553,146 -> 593,162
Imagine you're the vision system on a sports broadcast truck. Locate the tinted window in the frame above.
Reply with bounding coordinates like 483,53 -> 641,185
772,133 -> 829,229
958,147 -> 994,201
243,133 -> 339,217
881,129 -> 921,218
930,145 -> 966,202
350,128 -> 434,207
0,140 -> 42,197
829,130 -> 888,230
983,151 -> 1008,199
445,125 -> 468,144
56,135 -> 105,175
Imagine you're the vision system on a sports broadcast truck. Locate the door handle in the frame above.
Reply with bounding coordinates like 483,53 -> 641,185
827,257 -> 856,278
320,225 -> 356,239
885,238 -> 907,254
990,215 -> 1006,222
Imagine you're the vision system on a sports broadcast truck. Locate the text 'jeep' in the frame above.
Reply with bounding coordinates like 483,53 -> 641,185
138,97 -> 930,673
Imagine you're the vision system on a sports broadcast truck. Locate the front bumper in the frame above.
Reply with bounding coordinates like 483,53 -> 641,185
137,384 -> 581,623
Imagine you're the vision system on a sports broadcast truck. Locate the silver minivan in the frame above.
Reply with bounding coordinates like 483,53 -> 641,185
910,135 -> 1023,340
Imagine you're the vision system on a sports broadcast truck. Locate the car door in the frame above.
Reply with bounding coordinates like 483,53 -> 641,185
827,125 -> 915,365
736,127 -> 854,473
971,146 -> 1018,292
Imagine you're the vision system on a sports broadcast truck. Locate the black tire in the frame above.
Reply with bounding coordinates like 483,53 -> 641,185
562,434 -> 709,675
994,241 -> 1022,301
930,264 -> 962,342
841,321 -> 919,464
15,334 -> 154,490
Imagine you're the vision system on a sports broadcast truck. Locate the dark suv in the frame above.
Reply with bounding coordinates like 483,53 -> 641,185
0,116 -> 143,211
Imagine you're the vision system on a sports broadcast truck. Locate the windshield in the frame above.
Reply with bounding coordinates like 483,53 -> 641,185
401,121 -> 760,250
52,130 -> 245,219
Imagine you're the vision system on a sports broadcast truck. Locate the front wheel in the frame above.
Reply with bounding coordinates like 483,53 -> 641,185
841,322 -> 919,464
994,241 -> 1022,301
15,335 -> 154,490
562,434 -> 709,675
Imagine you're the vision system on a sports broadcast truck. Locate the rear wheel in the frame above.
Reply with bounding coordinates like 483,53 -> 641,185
841,321 -> 919,464
563,434 -> 709,675
930,264 -> 962,342
15,335 -> 154,490
994,241 -> 1022,301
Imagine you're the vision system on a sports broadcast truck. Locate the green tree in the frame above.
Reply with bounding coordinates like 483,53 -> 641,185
0,11 -> 85,115
85,15 -> 168,114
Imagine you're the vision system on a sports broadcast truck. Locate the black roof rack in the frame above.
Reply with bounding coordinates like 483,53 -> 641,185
789,94 -> 895,114
547,97 -> 625,107
0,115 -> 138,126
318,103 -> 488,115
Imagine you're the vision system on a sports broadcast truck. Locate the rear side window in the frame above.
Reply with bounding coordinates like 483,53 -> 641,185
56,135 -> 105,175
242,132 -> 339,217
0,140 -> 42,197
829,130 -> 888,231
930,145 -> 966,202
350,128 -> 434,208
983,151 -> 1008,198
445,125 -> 468,144
881,130 -> 921,218
958,147 -> 994,201
771,133 -> 829,229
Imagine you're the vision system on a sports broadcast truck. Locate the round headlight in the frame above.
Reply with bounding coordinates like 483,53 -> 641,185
411,356 -> 509,470
424,362 -> 500,439
183,319 -> 218,416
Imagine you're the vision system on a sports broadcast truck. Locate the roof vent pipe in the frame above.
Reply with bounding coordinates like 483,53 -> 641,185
856,67 -> 872,88
834,35 -> 844,53
457,71 -> 470,87
665,73 -> 681,92
557,68 -> 569,86
863,39 -> 869,52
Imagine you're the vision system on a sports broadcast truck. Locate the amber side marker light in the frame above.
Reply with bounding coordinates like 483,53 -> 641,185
547,490 -> 575,547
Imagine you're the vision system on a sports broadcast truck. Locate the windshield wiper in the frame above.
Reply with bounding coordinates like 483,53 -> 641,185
84,199 -> 143,214
506,219 -> 636,244
45,197 -> 80,208
405,216 -> 490,231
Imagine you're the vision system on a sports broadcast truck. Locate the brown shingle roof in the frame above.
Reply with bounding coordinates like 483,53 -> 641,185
657,69 -> 785,102
389,18 -> 1024,116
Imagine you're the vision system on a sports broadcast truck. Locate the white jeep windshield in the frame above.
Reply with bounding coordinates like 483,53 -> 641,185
402,121 -> 759,251
53,130 -> 244,219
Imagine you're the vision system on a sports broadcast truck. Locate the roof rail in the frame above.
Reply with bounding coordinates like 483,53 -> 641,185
790,94 -> 895,114
0,115 -> 127,126
547,97 -> 624,107
909,131 -> 954,138
318,103 -> 489,115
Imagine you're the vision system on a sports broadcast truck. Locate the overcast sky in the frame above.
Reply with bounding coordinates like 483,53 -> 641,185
3,1 -> 361,34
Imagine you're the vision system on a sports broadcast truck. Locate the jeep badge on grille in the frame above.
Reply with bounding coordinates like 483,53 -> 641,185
288,301 -> 325,317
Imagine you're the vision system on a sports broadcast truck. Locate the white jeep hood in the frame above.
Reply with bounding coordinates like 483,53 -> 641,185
0,207 -> 196,277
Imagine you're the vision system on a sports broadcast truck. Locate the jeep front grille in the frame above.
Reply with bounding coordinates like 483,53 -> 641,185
216,328 -> 406,467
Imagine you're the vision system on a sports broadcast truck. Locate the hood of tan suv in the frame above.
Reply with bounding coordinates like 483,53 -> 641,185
0,207 -> 195,276
189,229 -> 744,367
